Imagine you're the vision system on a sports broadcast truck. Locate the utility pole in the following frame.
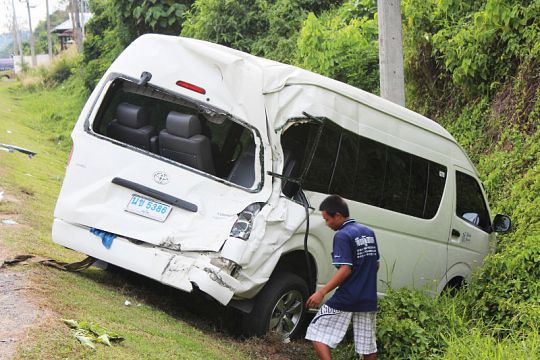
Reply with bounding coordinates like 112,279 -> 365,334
23,0 -> 37,67
46,0 -> 53,60
377,0 -> 405,107
11,0 -> 25,69
70,0 -> 82,51
9,3 -> 17,55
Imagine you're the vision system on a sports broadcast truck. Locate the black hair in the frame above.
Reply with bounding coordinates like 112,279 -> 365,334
319,195 -> 349,218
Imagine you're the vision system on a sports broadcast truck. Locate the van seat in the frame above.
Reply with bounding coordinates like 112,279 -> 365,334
106,102 -> 158,152
227,143 -> 255,188
159,112 -> 215,175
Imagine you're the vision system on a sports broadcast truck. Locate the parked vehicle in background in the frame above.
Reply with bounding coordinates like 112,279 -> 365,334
52,34 -> 511,339
0,58 -> 15,80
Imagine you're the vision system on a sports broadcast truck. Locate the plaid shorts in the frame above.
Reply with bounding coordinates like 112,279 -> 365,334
305,304 -> 377,355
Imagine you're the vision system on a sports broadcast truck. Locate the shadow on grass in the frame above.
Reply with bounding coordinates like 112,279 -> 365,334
74,265 -> 316,359
77,265 -> 243,337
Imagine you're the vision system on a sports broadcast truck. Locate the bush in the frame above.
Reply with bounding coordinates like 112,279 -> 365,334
376,289 -> 462,359
464,234 -> 540,336
45,54 -> 78,85
296,1 -> 379,93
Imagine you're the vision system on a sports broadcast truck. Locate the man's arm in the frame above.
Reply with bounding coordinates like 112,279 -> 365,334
306,264 -> 352,308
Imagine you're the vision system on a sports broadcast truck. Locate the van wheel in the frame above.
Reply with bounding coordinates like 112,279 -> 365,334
241,273 -> 309,339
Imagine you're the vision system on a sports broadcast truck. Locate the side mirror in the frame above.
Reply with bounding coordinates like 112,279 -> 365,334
493,214 -> 511,233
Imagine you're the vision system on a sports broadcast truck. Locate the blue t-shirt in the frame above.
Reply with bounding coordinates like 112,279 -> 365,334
325,219 -> 379,312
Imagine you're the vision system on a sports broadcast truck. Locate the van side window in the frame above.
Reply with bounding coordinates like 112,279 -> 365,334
303,122 -> 341,193
331,130 -> 360,199
281,118 -> 447,219
91,78 -> 258,189
425,163 -> 447,218
354,137 -> 386,206
456,171 -> 491,232
381,147 -> 410,213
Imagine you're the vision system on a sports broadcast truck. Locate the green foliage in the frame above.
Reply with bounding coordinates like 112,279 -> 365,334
441,328 -> 540,359
403,0 -> 540,111
296,0 -> 379,92
441,100 -> 490,163
81,0 -> 127,90
182,0 -> 342,63
376,289 -> 459,359
115,0 -> 192,40
81,0 -> 193,90
45,56 -> 75,85
465,233 -> 540,336
250,0 -> 306,63
182,0 -> 270,52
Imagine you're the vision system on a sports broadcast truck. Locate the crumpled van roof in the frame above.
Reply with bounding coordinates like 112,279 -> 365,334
108,34 -> 455,143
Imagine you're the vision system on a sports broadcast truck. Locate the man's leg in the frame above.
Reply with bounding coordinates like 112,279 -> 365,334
352,312 -> 377,358
312,341 -> 332,360
305,305 -> 351,360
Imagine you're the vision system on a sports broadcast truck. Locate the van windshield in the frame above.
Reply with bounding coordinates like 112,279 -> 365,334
91,77 -> 259,189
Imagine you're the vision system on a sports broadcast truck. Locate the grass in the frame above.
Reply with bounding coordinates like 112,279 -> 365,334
441,329 -> 540,360
0,80 -> 316,359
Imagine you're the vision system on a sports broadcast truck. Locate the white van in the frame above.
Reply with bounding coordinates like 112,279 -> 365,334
52,34 -> 510,339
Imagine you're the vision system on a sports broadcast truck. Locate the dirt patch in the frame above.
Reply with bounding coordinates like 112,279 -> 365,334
0,270 -> 39,359
0,189 -> 49,359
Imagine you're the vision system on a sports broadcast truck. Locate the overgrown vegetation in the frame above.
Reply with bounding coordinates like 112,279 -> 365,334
6,0 -> 539,358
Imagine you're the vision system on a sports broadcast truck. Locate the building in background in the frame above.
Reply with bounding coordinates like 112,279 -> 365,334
51,12 -> 92,51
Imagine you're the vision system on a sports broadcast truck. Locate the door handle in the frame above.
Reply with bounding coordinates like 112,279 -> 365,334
451,229 -> 460,237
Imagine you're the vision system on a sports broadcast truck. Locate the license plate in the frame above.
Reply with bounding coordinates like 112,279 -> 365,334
125,194 -> 172,222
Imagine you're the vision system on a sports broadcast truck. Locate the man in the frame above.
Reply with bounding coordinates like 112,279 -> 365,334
305,195 -> 379,360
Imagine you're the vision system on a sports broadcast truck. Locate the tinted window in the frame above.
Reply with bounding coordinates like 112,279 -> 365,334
354,137 -> 386,206
303,122 -> 341,193
381,148 -> 410,213
280,118 -> 447,219
331,130 -> 360,199
425,163 -> 447,218
456,171 -> 491,232
405,157 -> 429,217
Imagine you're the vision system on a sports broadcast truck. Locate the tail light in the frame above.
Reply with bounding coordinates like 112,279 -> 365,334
229,203 -> 265,240
176,80 -> 206,95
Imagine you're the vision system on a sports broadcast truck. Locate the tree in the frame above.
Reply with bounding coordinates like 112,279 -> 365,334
296,0 -> 380,93
32,10 -> 69,55
182,0 -> 342,63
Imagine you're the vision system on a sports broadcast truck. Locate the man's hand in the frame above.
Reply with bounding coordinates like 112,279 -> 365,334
306,290 -> 324,309
305,265 -> 352,309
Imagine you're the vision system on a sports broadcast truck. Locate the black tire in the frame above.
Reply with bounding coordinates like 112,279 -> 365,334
241,272 -> 309,339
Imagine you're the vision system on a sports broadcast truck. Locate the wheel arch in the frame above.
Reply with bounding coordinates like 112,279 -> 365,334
438,262 -> 472,293
271,250 -> 317,291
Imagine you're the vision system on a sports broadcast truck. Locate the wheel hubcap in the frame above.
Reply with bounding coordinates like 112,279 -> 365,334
268,289 -> 304,338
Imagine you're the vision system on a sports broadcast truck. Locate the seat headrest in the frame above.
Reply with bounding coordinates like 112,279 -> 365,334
166,112 -> 201,138
116,103 -> 149,128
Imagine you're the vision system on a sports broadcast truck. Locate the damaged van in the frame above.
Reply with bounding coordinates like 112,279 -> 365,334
53,34 -> 511,339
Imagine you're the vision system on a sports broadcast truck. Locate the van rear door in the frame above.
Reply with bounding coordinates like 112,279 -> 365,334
54,77 -> 272,252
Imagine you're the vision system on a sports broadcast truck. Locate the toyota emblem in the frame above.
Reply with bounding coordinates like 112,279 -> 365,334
153,171 -> 169,185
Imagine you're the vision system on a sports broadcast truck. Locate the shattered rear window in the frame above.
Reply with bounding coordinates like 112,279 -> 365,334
91,78 -> 259,189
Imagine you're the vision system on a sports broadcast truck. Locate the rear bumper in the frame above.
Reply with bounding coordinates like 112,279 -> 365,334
52,218 -> 240,305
